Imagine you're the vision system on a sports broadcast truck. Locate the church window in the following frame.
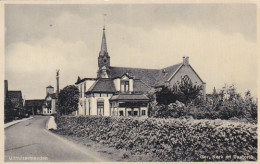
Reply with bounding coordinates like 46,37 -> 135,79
183,75 -> 191,84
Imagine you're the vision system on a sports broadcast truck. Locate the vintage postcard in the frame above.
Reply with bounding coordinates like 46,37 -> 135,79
1,0 -> 259,163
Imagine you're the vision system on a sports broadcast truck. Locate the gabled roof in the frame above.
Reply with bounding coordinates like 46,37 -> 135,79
87,78 -> 116,93
110,94 -> 149,101
155,63 -> 183,86
25,99 -> 45,107
7,91 -> 22,99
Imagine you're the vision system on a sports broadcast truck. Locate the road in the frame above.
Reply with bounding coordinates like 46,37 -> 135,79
5,115 -> 104,162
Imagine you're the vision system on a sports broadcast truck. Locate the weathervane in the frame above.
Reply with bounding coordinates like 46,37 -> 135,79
103,13 -> 107,29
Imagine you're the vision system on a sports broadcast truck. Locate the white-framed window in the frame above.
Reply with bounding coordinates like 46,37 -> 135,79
97,101 -> 104,116
120,80 -> 129,93
142,110 -> 146,116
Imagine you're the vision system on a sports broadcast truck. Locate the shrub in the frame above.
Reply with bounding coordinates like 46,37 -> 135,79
55,116 -> 257,162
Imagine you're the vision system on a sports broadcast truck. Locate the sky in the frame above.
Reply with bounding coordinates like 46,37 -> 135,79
5,4 -> 257,99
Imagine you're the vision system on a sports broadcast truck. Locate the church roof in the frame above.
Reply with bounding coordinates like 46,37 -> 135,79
109,62 -> 182,87
87,78 -> 116,93
109,66 -> 160,86
46,85 -> 54,88
133,79 -> 152,93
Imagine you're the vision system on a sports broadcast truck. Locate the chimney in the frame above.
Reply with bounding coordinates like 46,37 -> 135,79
186,56 -> 189,65
183,56 -> 189,66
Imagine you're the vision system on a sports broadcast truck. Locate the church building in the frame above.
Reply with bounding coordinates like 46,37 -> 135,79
75,27 -> 206,117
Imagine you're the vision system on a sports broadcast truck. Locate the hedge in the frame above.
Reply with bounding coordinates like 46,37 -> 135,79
55,116 -> 257,162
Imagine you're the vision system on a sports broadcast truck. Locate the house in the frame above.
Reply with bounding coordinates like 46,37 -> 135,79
25,99 -> 45,115
7,90 -> 24,117
75,27 -> 206,117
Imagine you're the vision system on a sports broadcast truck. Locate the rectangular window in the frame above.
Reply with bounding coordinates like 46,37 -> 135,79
97,102 -> 104,116
120,80 -> 129,93
128,111 -> 132,116
142,110 -> 146,116
133,111 -> 138,116
119,111 -> 124,116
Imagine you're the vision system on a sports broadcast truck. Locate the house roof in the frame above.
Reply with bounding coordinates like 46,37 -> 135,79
110,94 -> 149,101
25,99 -> 45,107
7,91 -> 22,99
75,77 -> 97,85
87,78 -> 116,93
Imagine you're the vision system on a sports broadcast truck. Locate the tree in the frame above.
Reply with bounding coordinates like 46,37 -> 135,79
155,76 -> 202,106
57,85 -> 79,115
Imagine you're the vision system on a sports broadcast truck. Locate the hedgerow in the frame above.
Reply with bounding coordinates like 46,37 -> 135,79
54,116 -> 257,162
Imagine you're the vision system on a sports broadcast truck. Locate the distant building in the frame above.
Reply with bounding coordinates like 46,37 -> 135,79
25,99 -> 45,115
42,85 -> 57,115
7,90 -> 24,117
75,27 -> 206,117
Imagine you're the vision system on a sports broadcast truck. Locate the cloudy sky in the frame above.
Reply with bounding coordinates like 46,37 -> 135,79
5,4 -> 257,99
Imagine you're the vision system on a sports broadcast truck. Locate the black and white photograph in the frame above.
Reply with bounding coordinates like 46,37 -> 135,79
2,0 -> 258,162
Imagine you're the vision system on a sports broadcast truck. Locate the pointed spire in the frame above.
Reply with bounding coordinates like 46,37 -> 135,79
99,26 -> 108,56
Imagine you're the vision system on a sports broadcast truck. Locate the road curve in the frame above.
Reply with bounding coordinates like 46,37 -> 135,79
5,115 -> 105,162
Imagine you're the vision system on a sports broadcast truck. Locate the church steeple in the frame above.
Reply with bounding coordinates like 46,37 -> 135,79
98,26 -> 110,78
99,26 -> 108,56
